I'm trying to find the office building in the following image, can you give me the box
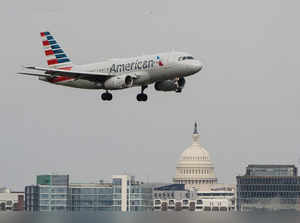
[112,175,153,212]
[236,164,300,211]
[25,175,69,211]
[70,182,113,211]
[25,174,152,212]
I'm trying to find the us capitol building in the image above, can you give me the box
[152,123,236,212]
[173,123,218,190]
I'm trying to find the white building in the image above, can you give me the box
[153,184,235,211]
[173,123,218,190]
[0,188,24,211]
[111,175,153,212]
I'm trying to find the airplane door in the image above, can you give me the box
[162,53,171,69]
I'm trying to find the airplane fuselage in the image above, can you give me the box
[40,51,203,90]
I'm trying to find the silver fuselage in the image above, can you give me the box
[41,51,203,90]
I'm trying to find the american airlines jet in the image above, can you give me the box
[19,31,203,101]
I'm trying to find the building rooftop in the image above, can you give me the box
[239,164,299,177]
[154,184,185,191]
[70,183,112,187]
[247,164,297,168]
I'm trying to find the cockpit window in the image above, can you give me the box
[178,56,194,61]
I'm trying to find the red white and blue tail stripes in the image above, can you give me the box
[40,31,72,69]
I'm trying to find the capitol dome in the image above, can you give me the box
[173,123,217,190]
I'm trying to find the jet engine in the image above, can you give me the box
[154,77,185,92]
[104,75,134,90]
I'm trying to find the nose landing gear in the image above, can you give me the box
[137,93,148,101]
[137,85,148,102]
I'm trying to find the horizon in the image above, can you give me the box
[1,0,300,191]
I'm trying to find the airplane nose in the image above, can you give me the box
[193,60,203,72]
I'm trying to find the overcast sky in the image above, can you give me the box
[1,0,299,190]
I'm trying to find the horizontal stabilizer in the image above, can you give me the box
[17,72,52,78]
[23,66,113,82]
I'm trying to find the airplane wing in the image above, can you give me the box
[20,66,114,82]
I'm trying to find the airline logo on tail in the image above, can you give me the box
[40,31,72,69]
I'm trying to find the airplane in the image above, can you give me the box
[18,31,204,102]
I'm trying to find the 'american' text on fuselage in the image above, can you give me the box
[110,59,155,73]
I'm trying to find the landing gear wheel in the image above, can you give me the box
[137,93,148,102]
[141,93,148,101]
[101,92,113,101]
[137,85,148,102]
[107,93,112,101]
[176,88,182,93]
[137,94,142,101]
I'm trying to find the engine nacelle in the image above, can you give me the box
[155,80,177,91]
[104,75,133,90]
[154,77,186,92]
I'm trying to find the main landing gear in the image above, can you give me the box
[137,85,148,102]
[101,91,112,101]
[101,86,149,102]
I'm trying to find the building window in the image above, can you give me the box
[112,179,122,185]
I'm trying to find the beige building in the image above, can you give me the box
[173,123,218,190]
[0,188,24,211]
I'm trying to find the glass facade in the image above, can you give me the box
[25,174,152,212]
[39,185,68,211]
[70,186,112,211]
[236,165,300,211]
[246,165,297,177]
[37,175,51,185]
[25,186,39,211]
[112,175,153,212]
[37,175,69,186]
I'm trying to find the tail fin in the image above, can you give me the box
[40,31,73,69]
